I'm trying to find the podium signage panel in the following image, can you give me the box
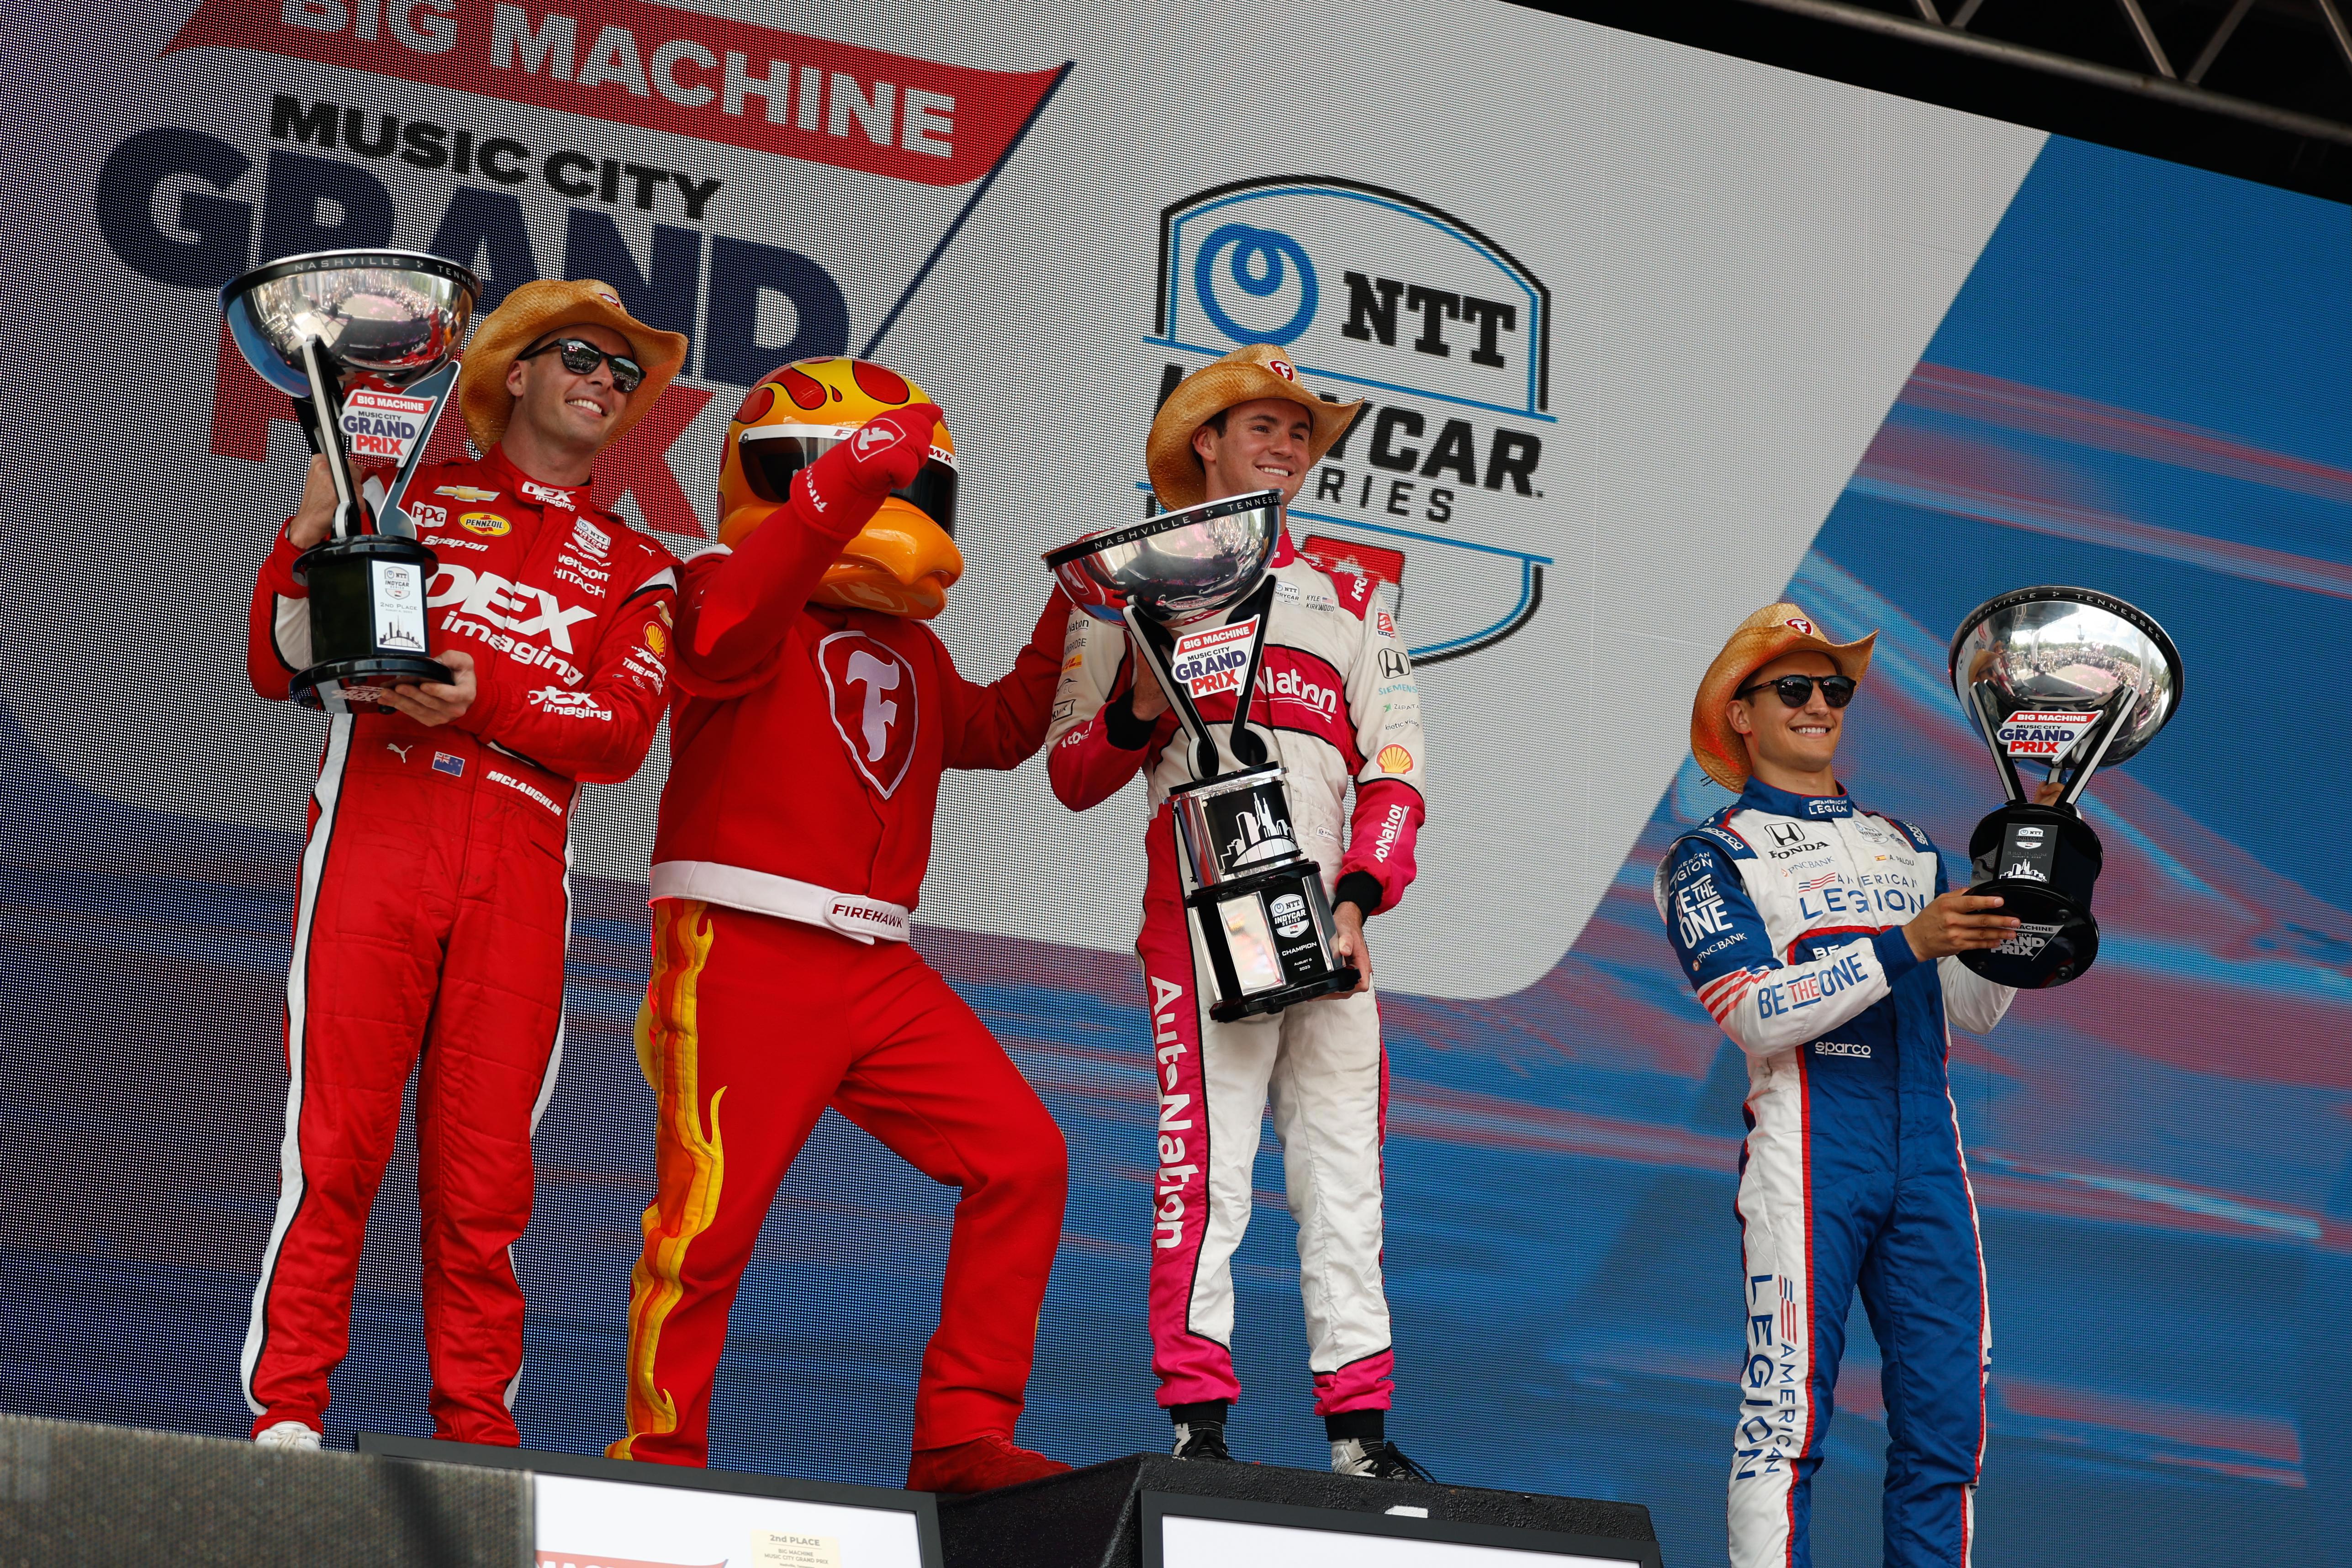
[1143,1493,1660,1568]
[361,1436,940,1568]
[538,1473,925,1568]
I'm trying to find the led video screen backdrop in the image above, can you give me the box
[1,1,2346,1563]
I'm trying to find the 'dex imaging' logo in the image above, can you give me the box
[1148,178,1554,664]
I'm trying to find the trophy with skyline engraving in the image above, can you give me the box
[1049,492,1361,1020]
[1949,586,2184,988]
[222,248,481,708]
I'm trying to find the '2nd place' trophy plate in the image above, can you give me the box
[1949,586,2183,987]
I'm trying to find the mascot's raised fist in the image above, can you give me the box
[810,400,945,507]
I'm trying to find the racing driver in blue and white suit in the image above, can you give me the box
[1656,601,2060,1568]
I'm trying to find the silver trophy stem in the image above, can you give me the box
[375,359,462,541]
[298,335,365,544]
[1122,603,1217,780]
[2057,684,2134,809]
[1968,680,2029,806]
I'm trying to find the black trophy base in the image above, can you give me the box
[1189,856,1360,1022]
[935,1451,1662,1568]
[1956,877,2101,987]
[290,655,454,708]
[292,533,442,709]
[1959,801,2106,987]
[1208,965,1361,1024]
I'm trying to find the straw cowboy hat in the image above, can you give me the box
[1146,344,1364,510]
[1691,601,1878,791]
[457,279,689,455]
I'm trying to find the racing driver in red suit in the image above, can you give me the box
[604,356,1074,1494]
[242,280,686,1450]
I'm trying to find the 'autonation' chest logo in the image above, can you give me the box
[1148,179,1554,665]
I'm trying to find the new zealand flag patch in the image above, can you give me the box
[432,752,465,778]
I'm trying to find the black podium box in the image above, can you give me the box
[937,1452,1664,1568]
[0,1415,526,1568]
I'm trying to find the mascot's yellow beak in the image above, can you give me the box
[810,498,964,620]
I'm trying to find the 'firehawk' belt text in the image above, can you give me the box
[647,861,911,945]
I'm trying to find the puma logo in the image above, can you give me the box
[386,742,414,762]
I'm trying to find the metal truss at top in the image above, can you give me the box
[1534,0,2352,203]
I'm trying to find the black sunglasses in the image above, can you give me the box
[1737,673,1857,709]
[739,430,959,538]
[519,337,645,394]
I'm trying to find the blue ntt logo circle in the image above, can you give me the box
[1193,223,1318,346]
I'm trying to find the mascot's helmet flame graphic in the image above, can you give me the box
[720,356,965,619]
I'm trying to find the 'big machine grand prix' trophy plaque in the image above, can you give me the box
[222,248,481,708]
[1949,586,2183,987]
[1049,493,1361,1021]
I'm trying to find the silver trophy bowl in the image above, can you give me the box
[1045,490,1283,624]
[223,249,480,397]
[1949,586,2182,769]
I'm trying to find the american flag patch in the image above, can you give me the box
[432,752,465,778]
[1795,871,1838,893]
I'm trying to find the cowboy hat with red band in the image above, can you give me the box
[1145,344,1364,511]
[457,278,688,455]
[1690,601,1877,791]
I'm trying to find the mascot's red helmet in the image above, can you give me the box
[718,357,964,619]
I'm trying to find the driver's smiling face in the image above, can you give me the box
[508,322,636,448]
[1194,397,1316,507]
[1730,651,1845,779]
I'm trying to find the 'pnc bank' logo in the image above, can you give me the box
[1147,179,1554,664]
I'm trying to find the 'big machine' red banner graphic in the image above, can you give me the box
[167,0,1062,186]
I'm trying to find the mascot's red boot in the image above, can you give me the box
[605,356,1073,1494]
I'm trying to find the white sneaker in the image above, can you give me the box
[253,1420,322,1452]
[1331,1437,1432,1482]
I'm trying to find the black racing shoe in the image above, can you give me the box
[1171,1421,1237,1462]
[1331,1437,1433,1482]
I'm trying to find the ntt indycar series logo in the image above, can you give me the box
[1149,179,1555,665]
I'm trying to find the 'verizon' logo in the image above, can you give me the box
[1149,178,1554,664]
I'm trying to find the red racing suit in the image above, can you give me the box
[242,445,677,1443]
[1046,529,1426,1416]
[607,424,1073,1467]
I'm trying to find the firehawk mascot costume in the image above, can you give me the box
[607,357,1075,1493]
[242,280,686,1448]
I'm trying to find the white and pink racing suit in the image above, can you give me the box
[1046,529,1426,1417]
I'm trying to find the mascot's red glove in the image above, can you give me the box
[795,401,943,518]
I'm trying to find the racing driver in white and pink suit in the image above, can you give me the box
[1046,344,1429,1482]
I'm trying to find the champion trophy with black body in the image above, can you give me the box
[222,248,480,707]
[1048,491,1361,1020]
[1948,586,2183,987]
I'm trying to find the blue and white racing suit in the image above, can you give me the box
[1654,778,2014,1568]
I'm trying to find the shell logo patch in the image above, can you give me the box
[1785,616,1815,635]
[460,511,512,538]
[1377,744,1414,773]
[436,486,500,503]
[645,622,669,656]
